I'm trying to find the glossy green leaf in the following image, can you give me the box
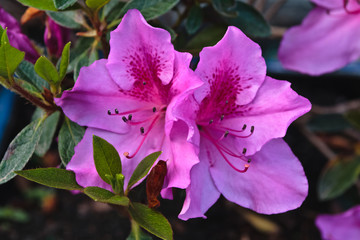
[84,187,129,206]
[126,152,161,191]
[127,219,153,240]
[47,10,83,29]
[15,60,50,91]
[86,0,110,10]
[103,0,126,22]
[129,202,172,240]
[34,56,59,85]
[35,111,60,157]
[73,48,98,81]
[345,110,360,130]
[58,117,85,166]
[0,118,44,184]
[17,0,57,11]
[53,0,77,10]
[0,40,25,79]
[185,6,203,35]
[185,25,227,53]
[15,168,83,190]
[212,0,237,17]
[120,0,179,20]
[318,157,360,200]
[93,135,122,184]
[223,2,270,38]
[58,42,71,80]
[68,37,94,72]
[13,78,44,99]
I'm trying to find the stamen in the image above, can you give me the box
[242,124,247,130]
[250,126,255,133]
[224,131,229,138]
[152,107,157,113]
[143,81,147,85]
[115,109,119,114]
[242,148,247,155]
[140,127,145,134]
[122,116,128,123]
[220,115,224,121]
[225,100,228,104]
[128,114,132,120]
[209,119,214,124]
[107,110,111,115]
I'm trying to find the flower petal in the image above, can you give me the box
[220,76,311,155]
[210,138,308,214]
[316,205,360,240]
[178,151,220,220]
[0,7,20,31]
[194,26,266,107]
[55,59,153,134]
[278,8,360,75]
[107,9,174,91]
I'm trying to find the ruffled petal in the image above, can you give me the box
[178,150,220,220]
[210,138,308,214]
[194,26,266,106]
[316,205,360,240]
[279,8,360,75]
[107,9,174,91]
[0,7,20,31]
[218,76,311,155]
[55,59,154,134]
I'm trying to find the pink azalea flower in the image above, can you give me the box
[316,205,360,240]
[55,9,202,191]
[278,0,360,76]
[177,27,311,220]
[44,17,71,58]
[0,7,40,63]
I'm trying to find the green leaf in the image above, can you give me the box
[53,0,77,10]
[35,111,60,157]
[308,114,352,133]
[17,0,57,11]
[345,110,360,130]
[68,37,94,72]
[129,202,172,240]
[84,187,129,206]
[185,6,203,35]
[318,157,360,200]
[15,168,83,190]
[0,118,44,184]
[58,42,71,81]
[46,10,83,29]
[1,29,9,45]
[127,219,153,240]
[0,41,25,79]
[223,2,270,38]
[212,0,237,17]
[34,56,59,85]
[185,25,227,53]
[73,48,98,81]
[126,152,161,191]
[15,60,50,91]
[102,0,126,22]
[93,135,122,184]
[86,0,110,10]
[120,0,179,20]
[58,117,85,166]
[13,78,44,99]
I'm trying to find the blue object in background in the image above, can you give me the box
[0,87,15,146]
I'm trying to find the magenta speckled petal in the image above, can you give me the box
[279,7,360,76]
[316,205,360,240]
[210,138,308,214]
[194,26,266,107]
[107,9,174,90]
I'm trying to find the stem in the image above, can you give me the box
[88,10,110,58]
[254,0,267,12]
[265,0,287,21]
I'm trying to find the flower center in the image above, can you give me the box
[197,108,254,173]
[107,105,167,159]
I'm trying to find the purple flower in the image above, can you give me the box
[316,205,360,240]
[278,0,360,76]
[176,27,311,220]
[0,7,39,63]
[55,10,202,191]
[44,17,70,58]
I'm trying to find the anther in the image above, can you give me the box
[115,109,119,114]
[123,152,129,157]
[209,119,214,124]
[122,116,128,123]
[225,100,229,104]
[247,159,251,163]
[107,110,111,115]
[242,124,247,130]
[220,115,224,121]
[143,81,146,85]
[250,126,255,133]
[152,107,157,113]
[140,127,145,134]
[224,131,229,138]
[128,114,132,121]
[242,148,247,155]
